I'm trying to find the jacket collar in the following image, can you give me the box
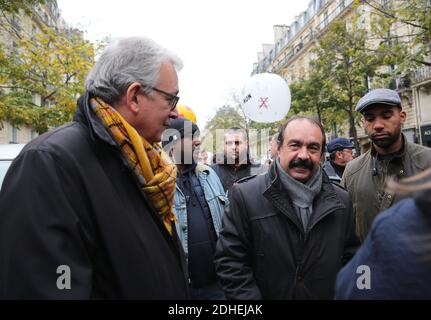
[369,134,420,178]
[371,133,406,159]
[220,152,254,169]
[263,161,345,234]
[74,92,118,147]
[195,163,210,174]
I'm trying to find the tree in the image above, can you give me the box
[203,105,246,153]
[364,0,431,69]
[0,0,44,14]
[290,74,349,139]
[0,4,98,133]
[228,89,283,137]
[203,92,286,160]
[309,16,394,153]
[290,72,336,124]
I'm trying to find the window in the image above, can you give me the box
[32,94,42,106]
[316,0,322,11]
[340,0,345,9]
[29,129,38,141]
[381,0,390,10]
[11,15,21,33]
[11,126,18,144]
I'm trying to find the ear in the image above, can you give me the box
[399,110,407,124]
[125,82,143,114]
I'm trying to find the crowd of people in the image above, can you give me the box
[0,36,430,299]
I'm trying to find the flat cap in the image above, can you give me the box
[327,137,354,153]
[356,88,401,113]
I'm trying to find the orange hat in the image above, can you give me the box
[176,105,197,124]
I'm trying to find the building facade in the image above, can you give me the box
[252,0,430,152]
[0,0,77,144]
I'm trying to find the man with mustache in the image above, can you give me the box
[215,116,358,299]
[342,88,431,243]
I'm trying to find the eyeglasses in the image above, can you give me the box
[141,85,179,110]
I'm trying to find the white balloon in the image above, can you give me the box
[241,73,291,123]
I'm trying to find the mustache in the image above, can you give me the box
[289,158,314,170]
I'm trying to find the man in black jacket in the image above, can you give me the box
[0,37,189,299]
[214,116,359,299]
[211,127,266,194]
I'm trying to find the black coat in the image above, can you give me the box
[0,93,190,299]
[214,162,359,300]
[211,161,267,194]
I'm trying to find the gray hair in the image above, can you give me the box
[85,37,183,105]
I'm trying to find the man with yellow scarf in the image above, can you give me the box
[0,37,190,299]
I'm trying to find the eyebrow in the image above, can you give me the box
[364,109,394,117]
[287,139,321,147]
[309,142,321,148]
[286,139,300,145]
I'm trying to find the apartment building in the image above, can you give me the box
[252,0,431,151]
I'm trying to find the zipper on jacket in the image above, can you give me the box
[304,228,310,242]
[307,202,345,233]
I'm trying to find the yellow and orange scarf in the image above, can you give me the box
[90,97,177,236]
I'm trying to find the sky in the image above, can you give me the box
[56,0,309,130]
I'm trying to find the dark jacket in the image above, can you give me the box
[211,160,267,194]
[0,92,190,299]
[336,187,431,299]
[214,162,359,300]
[176,164,218,288]
[341,135,431,242]
[322,160,342,184]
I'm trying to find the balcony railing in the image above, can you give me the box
[252,0,354,75]
[411,65,431,84]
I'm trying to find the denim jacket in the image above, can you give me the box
[173,164,228,257]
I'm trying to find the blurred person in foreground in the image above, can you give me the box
[336,168,431,299]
